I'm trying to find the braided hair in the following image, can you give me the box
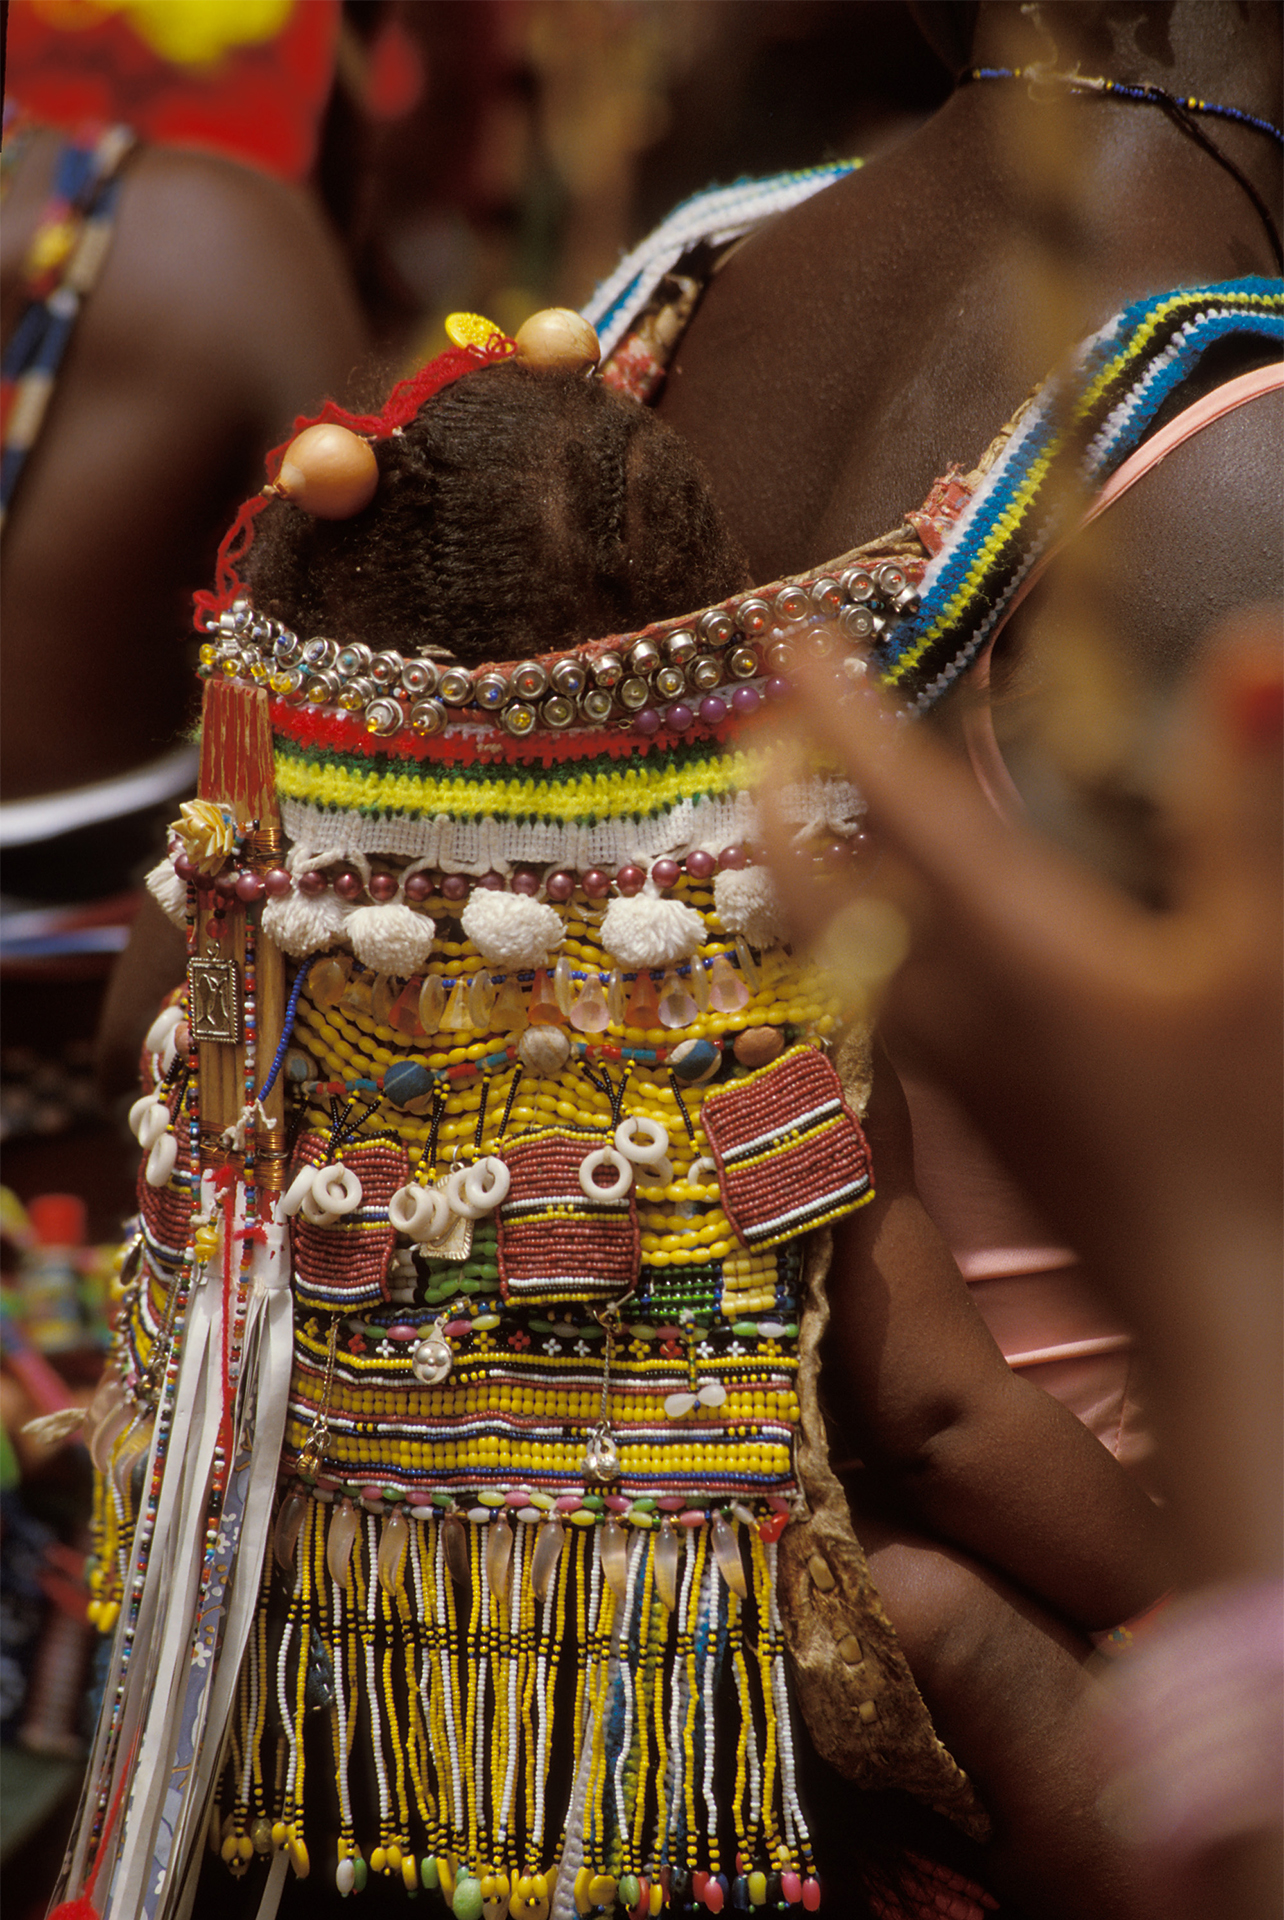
[246,361,749,664]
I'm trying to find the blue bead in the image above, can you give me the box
[732,1878,752,1912]
[383,1060,434,1108]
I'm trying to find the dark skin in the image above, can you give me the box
[1,133,367,800]
[773,619,1283,1920]
[653,1,1281,1909]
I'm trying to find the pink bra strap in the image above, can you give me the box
[963,361,1284,818]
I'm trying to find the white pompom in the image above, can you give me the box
[713,867,788,949]
[460,890,564,967]
[347,903,437,975]
[262,888,348,960]
[145,857,188,929]
[599,893,706,969]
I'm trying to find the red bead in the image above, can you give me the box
[367,872,398,902]
[234,870,266,903]
[510,869,541,896]
[615,864,645,895]
[404,871,433,902]
[802,1877,821,1912]
[333,869,363,901]
[693,1872,709,1900]
[718,844,747,870]
[296,869,328,896]
[634,709,661,735]
[477,870,506,890]
[666,703,694,731]
[544,870,575,902]
[731,685,761,716]
[684,849,716,880]
[651,858,680,889]
[213,870,238,900]
[263,867,292,897]
[765,675,792,700]
[581,868,611,899]
[173,853,198,884]
[698,695,728,725]
[440,873,469,901]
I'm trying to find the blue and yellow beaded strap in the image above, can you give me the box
[876,277,1284,708]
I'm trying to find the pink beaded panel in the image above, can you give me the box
[290,1133,407,1311]
[700,1047,874,1249]
[497,1127,640,1304]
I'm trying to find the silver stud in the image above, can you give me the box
[766,640,794,673]
[474,670,509,710]
[773,586,809,624]
[655,665,686,700]
[839,605,876,642]
[337,642,373,679]
[736,597,771,637]
[804,627,837,658]
[592,651,624,688]
[511,661,548,700]
[811,577,843,614]
[304,671,339,704]
[541,693,576,729]
[840,568,876,604]
[616,676,650,711]
[401,659,438,697]
[302,636,338,670]
[873,562,908,599]
[337,675,376,711]
[270,667,305,698]
[439,667,474,706]
[551,657,586,697]
[366,697,405,737]
[580,688,614,723]
[689,654,722,691]
[273,629,301,662]
[698,609,734,648]
[410,699,447,736]
[369,650,405,687]
[501,701,538,736]
[628,639,661,676]
[664,630,697,666]
[727,647,760,680]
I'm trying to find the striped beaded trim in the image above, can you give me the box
[199,556,917,750]
[879,279,1284,707]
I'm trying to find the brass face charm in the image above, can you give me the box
[188,956,242,1044]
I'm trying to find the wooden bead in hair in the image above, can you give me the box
[513,308,601,374]
[273,423,379,519]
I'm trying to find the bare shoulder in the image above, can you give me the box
[89,145,366,417]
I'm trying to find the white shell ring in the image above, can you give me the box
[463,1156,511,1212]
[578,1146,633,1202]
[313,1163,363,1215]
[614,1116,670,1165]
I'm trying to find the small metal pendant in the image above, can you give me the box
[417,1181,474,1262]
[188,955,241,1043]
[582,1421,621,1484]
[411,1331,452,1385]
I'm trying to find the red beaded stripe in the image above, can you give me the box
[700,1048,874,1250]
[290,1132,407,1311]
[497,1128,640,1304]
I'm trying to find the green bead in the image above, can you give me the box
[452,1874,484,1919]
[353,1858,368,1891]
[421,1858,439,1889]
[732,1320,759,1337]
[619,1876,641,1908]
[579,1494,604,1512]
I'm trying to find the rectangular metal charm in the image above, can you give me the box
[188,955,242,1044]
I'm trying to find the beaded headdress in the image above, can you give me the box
[61,273,1284,1920]
[62,318,983,1920]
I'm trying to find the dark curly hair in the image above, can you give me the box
[245,362,750,665]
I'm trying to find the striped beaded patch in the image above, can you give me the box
[290,1133,407,1312]
[497,1127,640,1304]
[700,1046,873,1249]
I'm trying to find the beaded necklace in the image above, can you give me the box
[964,64,1284,269]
